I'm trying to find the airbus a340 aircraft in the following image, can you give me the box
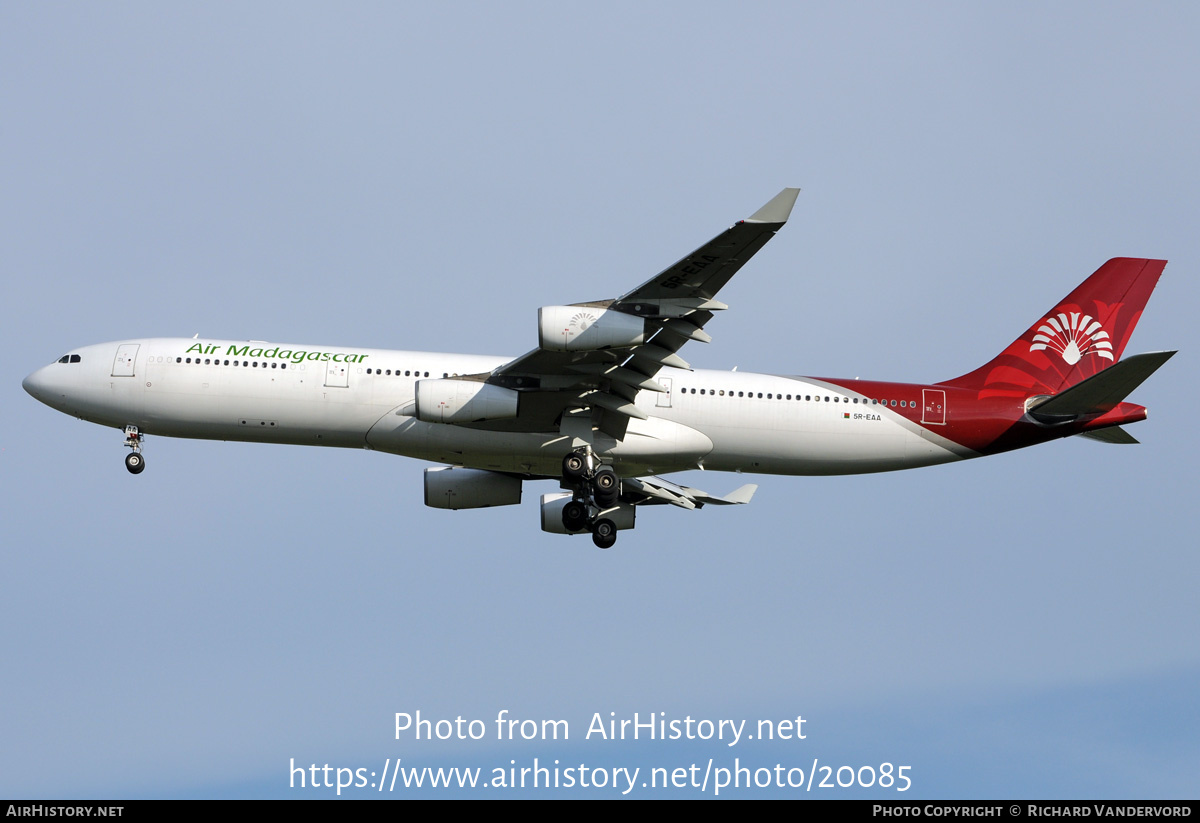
[24,189,1174,548]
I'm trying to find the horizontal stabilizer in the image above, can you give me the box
[1028,351,1175,422]
[1078,426,1140,444]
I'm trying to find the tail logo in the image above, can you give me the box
[1029,312,1114,365]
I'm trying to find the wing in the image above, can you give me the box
[621,477,758,509]
[478,188,800,438]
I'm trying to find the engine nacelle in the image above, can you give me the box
[540,492,636,535]
[415,379,518,424]
[424,467,522,509]
[538,306,647,352]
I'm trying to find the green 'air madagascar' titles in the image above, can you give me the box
[184,342,370,364]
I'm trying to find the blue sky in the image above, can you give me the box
[3,2,1197,798]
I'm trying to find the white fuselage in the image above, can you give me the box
[24,337,970,479]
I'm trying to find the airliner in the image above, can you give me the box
[23,189,1174,548]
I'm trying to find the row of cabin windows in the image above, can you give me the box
[178,357,287,369]
[365,368,436,378]
[679,387,915,408]
[171,358,446,378]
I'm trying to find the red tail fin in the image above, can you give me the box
[940,258,1167,399]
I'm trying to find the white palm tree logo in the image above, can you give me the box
[1029,312,1113,365]
[569,312,598,333]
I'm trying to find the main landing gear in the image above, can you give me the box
[123,425,145,474]
[561,448,620,549]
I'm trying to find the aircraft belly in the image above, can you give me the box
[365,410,713,477]
[701,415,958,475]
[136,366,381,447]
[608,416,713,474]
[366,413,565,475]
[138,394,377,446]
[902,427,962,468]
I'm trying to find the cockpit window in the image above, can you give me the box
[57,354,82,364]
[70,355,81,363]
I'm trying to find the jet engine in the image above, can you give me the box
[415,379,518,424]
[424,467,522,509]
[539,492,636,534]
[538,306,647,351]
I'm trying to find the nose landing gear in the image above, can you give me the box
[123,425,145,474]
[560,448,622,549]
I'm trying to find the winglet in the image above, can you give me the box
[678,481,758,505]
[746,188,800,224]
[716,483,758,504]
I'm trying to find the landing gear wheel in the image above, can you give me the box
[561,499,589,532]
[591,518,617,550]
[125,452,145,475]
[593,466,619,507]
[562,450,588,481]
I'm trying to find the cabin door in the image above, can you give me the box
[922,389,946,425]
[656,377,673,408]
[111,344,139,377]
[325,360,349,388]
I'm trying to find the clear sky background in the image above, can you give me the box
[3,2,1197,798]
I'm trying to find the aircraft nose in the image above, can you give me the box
[22,366,54,404]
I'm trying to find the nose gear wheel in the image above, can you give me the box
[123,425,145,474]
